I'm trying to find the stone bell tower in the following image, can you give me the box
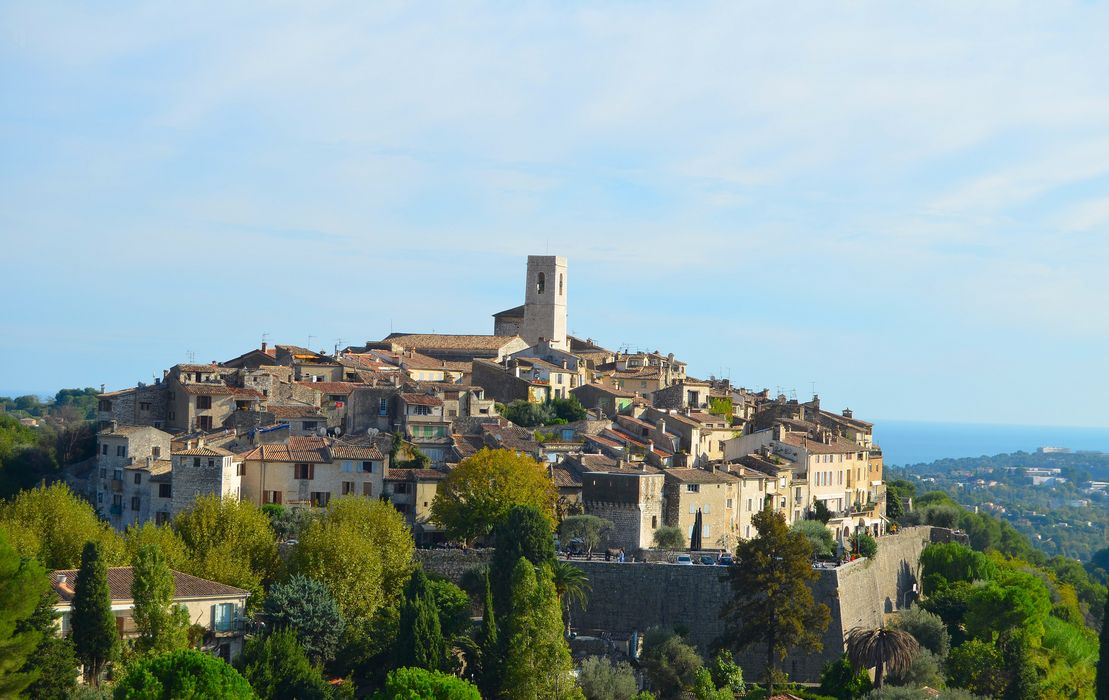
[521,255,567,349]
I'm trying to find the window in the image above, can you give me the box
[236,462,245,476]
[197,416,212,430]
[363,482,373,497]
[152,446,161,458]
[113,469,123,481]
[341,461,353,473]
[379,399,388,416]
[393,482,411,495]
[294,464,314,480]
[265,491,282,504]
[134,473,142,485]
[196,395,212,409]
[746,498,752,512]
[685,484,700,493]
[413,405,431,416]
[651,515,658,529]
[341,481,355,495]
[727,498,733,509]
[193,457,201,467]
[703,504,711,514]
[139,402,151,411]
[112,494,122,506]
[303,421,319,431]
[159,483,172,498]
[559,273,563,296]
[131,496,140,511]
[97,491,104,503]
[99,399,111,412]
[362,461,374,473]
[156,511,170,525]
[116,446,126,457]
[100,468,107,479]
[310,491,330,507]
[213,603,235,632]
[168,411,175,421]
[101,444,108,455]
[536,271,545,294]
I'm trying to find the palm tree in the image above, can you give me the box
[550,560,591,636]
[845,626,919,688]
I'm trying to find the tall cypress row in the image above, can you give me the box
[395,568,444,671]
[71,542,119,686]
[478,568,500,697]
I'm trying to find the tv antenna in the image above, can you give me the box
[307,335,315,351]
[186,350,196,364]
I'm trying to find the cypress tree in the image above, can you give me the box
[0,529,49,697]
[72,541,119,686]
[1097,592,1108,700]
[501,558,576,699]
[478,568,500,698]
[396,568,444,671]
[490,505,556,616]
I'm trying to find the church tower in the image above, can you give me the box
[521,255,567,349]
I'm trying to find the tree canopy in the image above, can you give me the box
[263,574,345,665]
[236,629,333,700]
[373,666,481,700]
[130,543,190,656]
[113,648,256,699]
[501,558,579,699]
[0,528,49,697]
[559,515,614,556]
[431,448,557,543]
[0,482,125,569]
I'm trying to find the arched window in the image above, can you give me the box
[536,272,545,294]
[559,273,563,296]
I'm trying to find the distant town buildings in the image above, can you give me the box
[84,254,886,550]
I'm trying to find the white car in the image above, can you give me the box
[674,554,693,565]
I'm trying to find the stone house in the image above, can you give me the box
[471,359,551,404]
[94,424,172,529]
[96,382,169,430]
[50,567,250,661]
[651,379,712,411]
[240,435,386,508]
[275,345,345,382]
[580,460,665,552]
[379,334,529,363]
[571,383,635,418]
[383,468,448,545]
[662,467,743,552]
[639,406,733,466]
[266,404,328,436]
[170,445,243,518]
[220,342,280,370]
[397,392,453,464]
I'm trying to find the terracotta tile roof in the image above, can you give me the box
[294,381,363,394]
[384,333,523,351]
[399,393,443,407]
[242,436,330,463]
[51,567,248,604]
[128,459,172,475]
[451,434,485,460]
[398,351,460,371]
[688,411,728,426]
[175,363,224,373]
[268,404,324,419]
[779,432,861,455]
[329,442,384,460]
[664,467,740,484]
[550,464,583,488]
[180,384,264,398]
[173,446,234,457]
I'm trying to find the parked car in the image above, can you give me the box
[699,554,716,566]
[717,554,735,566]
[674,554,693,565]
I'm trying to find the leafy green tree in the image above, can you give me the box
[431,448,558,544]
[890,606,949,659]
[707,396,733,420]
[549,396,588,423]
[172,495,281,610]
[374,666,481,699]
[490,504,556,614]
[501,400,556,427]
[262,504,318,541]
[124,522,189,570]
[264,574,345,664]
[718,509,831,696]
[72,541,120,686]
[963,577,1050,643]
[396,568,446,671]
[551,559,591,635]
[0,482,125,569]
[998,631,1038,700]
[945,638,1006,698]
[502,558,579,699]
[918,542,994,595]
[114,648,255,699]
[639,628,703,700]
[653,526,685,550]
[131,544,190,656]
[819,655,873,699]
[810,499,832,524]
[690,668,732,700]
[791,520,835,558]
[1097,591,1109,700]
[708,649,745,696]
[845,627,918,689]
[578,656,638,700]
[236,629,331,700]
[15,589,80,700]
[290,496,413,628]
[886,648,944,690]
[426,578,471,641]
[0,528,49,696]
[560,515,614,556]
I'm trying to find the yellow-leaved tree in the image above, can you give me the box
[430,448,557,544]
[0,482,125,569]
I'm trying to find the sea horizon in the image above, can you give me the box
[875,419,1109,467]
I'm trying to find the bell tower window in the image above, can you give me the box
[536,272,545,294]
[559,273,563,296]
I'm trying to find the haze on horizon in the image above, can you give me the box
[3,3,1109,427]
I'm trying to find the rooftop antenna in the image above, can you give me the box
[186,350,196,364]
[261,331,269,346]
[809,381,817,398]
[334,338,343,355]
[307,334,315,350]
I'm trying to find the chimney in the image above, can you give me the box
[842,408,853,419]
[110,420,118,433]
[100,383,106,393]
[617,458,626,470]
[561,360,568,369]
[658,419,666,434]
[146,456,153,468]
[647,440,654,454]
[261,341,268,352]
[56,573,66,585]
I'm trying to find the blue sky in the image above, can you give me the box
[3,2,1109,426]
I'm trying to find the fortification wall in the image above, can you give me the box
[416,527,932,683]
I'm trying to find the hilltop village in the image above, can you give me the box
[86,255,887,554]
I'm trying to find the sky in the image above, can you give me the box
[3,2,1109,427]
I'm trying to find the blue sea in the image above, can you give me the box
[875,420,1109,467]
